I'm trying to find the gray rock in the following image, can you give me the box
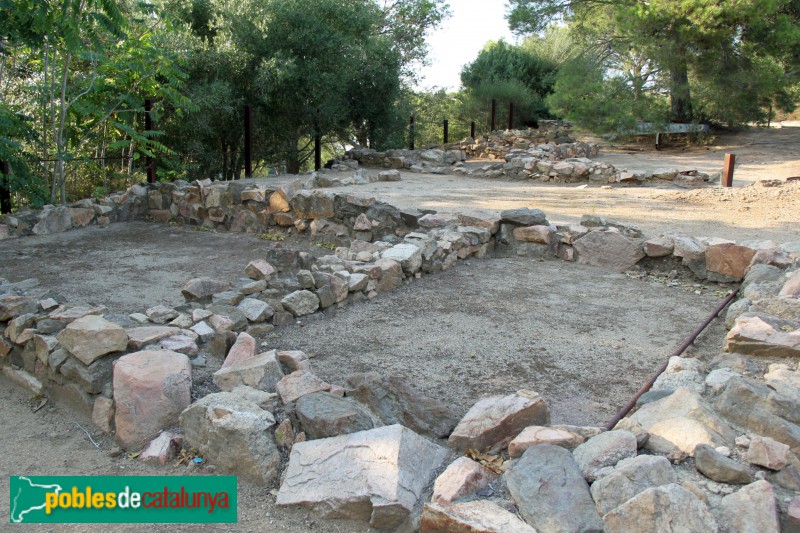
[573,230,645,271]
[179,392,279,484]
[145,305,178,324]
[694,443,753,484]
[276,424,449,530]
[295,392,374,439]
[56,315,128,365]
[652,356,706,394]
[573,430,638,482]
[59,355,114,394]
[212,350,284,393]
[181,277,231,302]
[449,390,550,452]
[237,298,274,322]
[500,207,548,227]
[718,480,780,533]
[381,243,422,275]
[590,455,677,516]
[347,373,458,439]
[505,444,603,533]
[715,377,800,453]
[603,483,717,533]
[281,290,320,317]
[629,387,736,454]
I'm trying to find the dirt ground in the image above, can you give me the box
[1,126,797,530]
[286,126,799,244]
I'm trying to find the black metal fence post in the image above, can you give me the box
[244,104,253,179]
[314,134,322,171]
[470,121,476,140]
[443,119,449,145]
[508,102,514,130]
[0,160,11,214]
[409,115,415,150]
[491,99,497,131]
[144,99,156,184]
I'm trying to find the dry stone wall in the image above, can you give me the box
[2,181,800,531]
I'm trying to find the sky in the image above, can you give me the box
[418,0,518,91]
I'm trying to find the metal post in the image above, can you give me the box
[314,134,322,171]
[0,160,11,214]
[409,115,415,150]
[508,102,514,130]
[244,104,253,179]
[722,153,735,187]
[443,119,449,145]
[470,121,476,140]
[144,99,156,184]
[491,99,497,132]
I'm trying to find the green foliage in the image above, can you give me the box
[460,40,558,126]
[507,0,800,129]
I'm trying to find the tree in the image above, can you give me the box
[460,39,558,126]
[507,0,800,126]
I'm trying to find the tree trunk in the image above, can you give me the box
[668,58,693,123]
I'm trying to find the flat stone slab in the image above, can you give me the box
[420,500,536,533]
[573,230,645,271]
[726,314,800,357]
[276,424,449,530]
[125,326,180,350]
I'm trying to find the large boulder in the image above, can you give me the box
[715,377,800,453]
[628,387,736,454]
[180,392,279,484]
[113,350,192,450]
[705,243,757,282]
[294,392,374,439]
[56,315,128,365]
[602,484,717,533]
[504,444,602,533]
[449,391,549,452]
[573,230,645,271]
[276,424,449,530]
[590,455,677,516]
[347,373,458,439]
[718,480,780,533]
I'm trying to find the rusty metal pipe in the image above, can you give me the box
[605,287,740,431]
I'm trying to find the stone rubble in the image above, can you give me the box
[1,188,800,531]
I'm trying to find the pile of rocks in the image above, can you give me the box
[462,122,578,159]
[3,189,800,530]
[0,187,148,238]
[305,168,403,189]
[346,147,467,174]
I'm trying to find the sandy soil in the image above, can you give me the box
[1,126,797,530]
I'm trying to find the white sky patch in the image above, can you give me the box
[418,0,519,91]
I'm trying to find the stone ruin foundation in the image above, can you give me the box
[2,175,800,532]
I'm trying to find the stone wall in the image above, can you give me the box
[2,181,800,531]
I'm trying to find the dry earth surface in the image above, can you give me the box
[1,126,798,531]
